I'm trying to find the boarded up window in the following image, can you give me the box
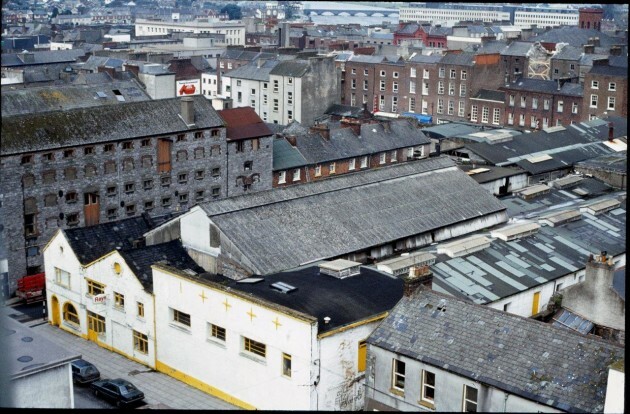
[194,147,204,159]
[24,197,37,214]
[176,150,188,162]
[104,161,116,174]
[44,194,57,207]
[65,167,77,180]
[252,138,260,150]
[142,155,153,168]
[123,158,134,172]
[209,224,220,248]
[157,139,172,173]
[22,174,35,188]
[211,145,221,156]
[43,170,56,184]
[85,164,97,177]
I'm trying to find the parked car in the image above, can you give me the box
[71,359,100,384]
[90,378,145,407]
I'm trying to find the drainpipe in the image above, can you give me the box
[152,292,158,369]
[504,392,509,412]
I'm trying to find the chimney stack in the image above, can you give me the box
[593,37,600,47]
[310,123,330,141]
[584,44,595,54]
[403,265,432,297]
[608,122,614,141]
[286,135,297,147]
[180,97,195,125]
[610,45,622,56]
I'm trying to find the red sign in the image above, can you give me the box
[179,84,196,95]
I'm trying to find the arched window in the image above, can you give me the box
[63,302,80,326]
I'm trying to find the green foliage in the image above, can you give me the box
[220,4,242,20]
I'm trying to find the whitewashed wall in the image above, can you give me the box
[152,266,317,410]
[10,364,74,408]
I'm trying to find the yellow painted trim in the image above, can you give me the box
[317,312,389,339]
[155,360,256,410]
[83,250,121,269]
[153,264,316,324]
[58,324,88,340]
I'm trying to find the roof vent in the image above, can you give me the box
[270,281,297,294]
[550,175,583,189]
[237,277,264,284]
[319,259,361,279]
[543,125,566,133]
[376,252,436,276]
[538,209,581,227]
[466,167,490,176]
[516,184,551,200]
[437,235,491,258]
[491,222,540,241]
[526,154,552,164]
[324,316,331,324]
[579,199,621,216]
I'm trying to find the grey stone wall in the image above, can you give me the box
[301,57,340,127]
[0,126,228,295]
[226,135,273,197]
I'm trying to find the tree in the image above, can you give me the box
[220,4,241,20]
[51,6,59,18]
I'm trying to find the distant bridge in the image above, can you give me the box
[302,2,399,18]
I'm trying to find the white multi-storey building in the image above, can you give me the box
[135,18,246,46]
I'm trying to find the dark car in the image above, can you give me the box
[91,378,145,407]
[71,359,101,384]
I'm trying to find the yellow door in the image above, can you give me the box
[51,296,60,326]
[87,311,105,342]
[532,292,541,315]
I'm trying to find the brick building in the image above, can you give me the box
[582,61,628,120]
[501,78,584,130]
[578,7,603,31]
[393,23,424,45]
[0,96,273,295]
[343,55,406,113]
[469,89,506,127]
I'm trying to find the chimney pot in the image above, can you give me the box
[323,316,331,324]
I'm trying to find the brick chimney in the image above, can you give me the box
[608,122,614,141]
[609,45,622,56]
[584,44,595,54]
[180,97,195,125]
[340,118,361,136]
[310,123,330,141]
[286,135,297,147]
[403,265,432,297]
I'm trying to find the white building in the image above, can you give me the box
[151,259,403,410]
[399,4,510,27]
[135,18,246,46]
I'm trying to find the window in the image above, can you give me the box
[87,279,105,296]
[125,183,135,193]
[608,82,616,91]
[458,101,465,118]
[84,146,95,155]
[162,197,171,207]
[172,308,190,327]
[141,138,151,147]
[591,80,599,89]
[212,186,221,198]
[380,70,386,77]
[314,165,321,177]
[392,359,405,392]
[493,108,501,125]
[293,169,301,181]
[43,170,56,184]
[470,105,479,122]
[21,155,33,164]
[104,143,114,153]
[122,141,133,150]
[351,78,356,89]
[530,115,537,128]
[330,162,336,174]
[178,173,188,184]
[439,68,445,78]
[273,99,279,112]
[608,96,615,110]
[107,208,117,219]
[106,185,117,197]
[509,95,515,107]
[438,81,444,95]
[282,353,292,377]
[273,80,279,92]
[379,153,386,164]
[176,150,187,162]
[44,193,57,207]
[144,200,154,211]
[557,100,564,112]
[448,82,455,96]
[572,102,579,114]
[137,302,145,318]
[287,92,293,105]
[351,68,356,75]
[481,106,489,123]
[449,69,456,79]
[55,267,70,288]
[520,96,526,108]
[133,330,148,354]
[63,303,79,326]
[390,150,397,162]
[179,193,188,204]
[63,149,74,158]
[364,69,369,76]
[437,99,444,114]
[114,292,125,309]
[209,323,226,341]
[142,179,154,190]
[423,69,429,79]
[393,72,399,78]
[43,152,55,161]
[543,99,550,110]
[519,114,525,126]
[448,100,454,115]
[122,158,134,172]
[507,112,514,125]
[65,192,78,204]
[358,340,367,372]
[421,370,436,403]
[392,96,398,112]
[463,385,478,412]
[243,336,266,358]
[392,81,398,92]
[380,80,385,91]
[126,204,136,215]
[532,97,538,109]
[461,70,467,80]
[410,67,416,78]
[363,79,368,90]
[409,97,416,112]
[459,83,466,97]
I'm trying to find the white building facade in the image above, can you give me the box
[135,19,246,46]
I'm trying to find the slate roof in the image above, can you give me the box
[200,265,403,335]
[198,157,506,275]
[273,137,308,170]
[1,79,151,117]
[515,143,614,175]
[575,152,627,174]
[464,118,627,166]
[472,89,505,102]
[217,107,272,141]
[349,55,386,64]
[269,60,310,77]
[324,104,369,118]
[551,45,583,61]
[1,95,224,156]
[427,193,625,304]
[458,165,527,183]
[63,215,155,266]
[438,52,475,66]
[587,64,628,78]
[407,53,441,64]
[1,49,86,67]
[500,41,533,57]
[118,240,204,293]
[397,23,420,35]
[224,59,281,81]
[420,123,480,139]
[502,77,565,94]
[609,56,628,68]
[368,289,624,413]
[464,40,509,54]
[292,119,430,164]
[529,27,620,48]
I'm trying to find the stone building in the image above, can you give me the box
[1,96,230,295]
